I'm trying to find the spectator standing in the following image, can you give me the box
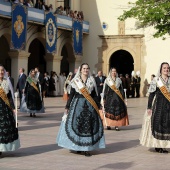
[95,71,106,103]
[125,74,131,98]
[6,71,14,88]
[119,74,126,89]
[16,68,27,108]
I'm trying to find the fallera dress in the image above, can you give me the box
[0,79,20,152]
[140,77,170,148]
[101,76,129,127]
[20,77,44,113]
[57,75,105,151]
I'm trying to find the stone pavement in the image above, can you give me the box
[0,97,170,170]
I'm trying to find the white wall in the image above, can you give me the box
[81,0,170,81]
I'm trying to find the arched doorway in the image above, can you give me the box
[60,43,75,75]
[28,38,46,74]
[0,35,11,72]
[109,50,134,76]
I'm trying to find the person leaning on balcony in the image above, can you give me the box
[73,11,77,19]
[49,4,53,12]
[24,0,33,7]
[42,2,49,11]
[80,11,84,20]
[35,0,42,9]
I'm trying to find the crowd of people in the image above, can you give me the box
[5,0,84,21]
[0,62,170,157]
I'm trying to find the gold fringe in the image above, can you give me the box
[110,85,124,102]
[80,87,100,116]
[159,86,170,102]
[30,82,39,94]
[0,88,11,108]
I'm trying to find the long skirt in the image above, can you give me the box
[57,97,105,151]
[139,111,170,148]
[100,110,129,127]
[0,99,20,152]
[20,95,45,113]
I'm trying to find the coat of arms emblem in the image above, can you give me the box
[14,15,24,38]
[76,29,80,46]
[46,18,56,47]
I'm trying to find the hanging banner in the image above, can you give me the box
[72,20,83,55]
[45,12,57,53]
[11,4,27,50]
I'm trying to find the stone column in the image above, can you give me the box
[75,55,82,69]
[9,50,30,88]
[44,53,62,74]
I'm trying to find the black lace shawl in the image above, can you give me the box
[148,87,170,140]
[103,83,127,120]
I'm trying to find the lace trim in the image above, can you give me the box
[71,76,97,95]
[0,79,9,94]
[105,76,122,89]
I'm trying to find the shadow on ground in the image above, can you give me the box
[1,144,61,158]
[94,162,134,170]
[95,139,139,155]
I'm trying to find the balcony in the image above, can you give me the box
[0,1,89,34]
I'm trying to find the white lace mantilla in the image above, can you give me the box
[148,77,170,93]
[71,76,98,95]
[105,76,122,89]
[0,79,10,94]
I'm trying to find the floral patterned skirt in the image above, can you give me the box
[57,97,105,151]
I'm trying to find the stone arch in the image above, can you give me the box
[0,35,11,71]
[26,32,46,52]
[0,28,11,46]
[59,38,75,75]
[105,46,137,75]
[28,38,46,73]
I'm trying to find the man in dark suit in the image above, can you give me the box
[119,74,126,89]
[6,71,14,88]
[125,74,131,98]
[16,68,27,108]
[95,71,106,103]
[35,67,44,86]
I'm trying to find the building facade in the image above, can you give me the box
[0,0,170,96]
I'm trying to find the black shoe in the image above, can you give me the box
[155,148,168,153]
[107,126,111,130]
[115,126,119,131]
[33,113,36,117]
[162,149,168,153]
[155,148,161,152]
[77,151,81,154]
[84,151,91,157]
[30,113,32,117]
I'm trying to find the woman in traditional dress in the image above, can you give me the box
[101,67,129,131]
[43,72,49,98]
[57,63,105,156]
[59,73,66,96]
[0,65,20,155]
[140,62,170,153]
[20,69,44,117]
[53,72,59,97]
[49,71,56,97]
[63,72,73,101]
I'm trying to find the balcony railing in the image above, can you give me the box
[0,1,89,33]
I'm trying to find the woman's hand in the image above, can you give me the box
[65,109,68,115]
[13,109,16,115]
[147,109,152,116]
